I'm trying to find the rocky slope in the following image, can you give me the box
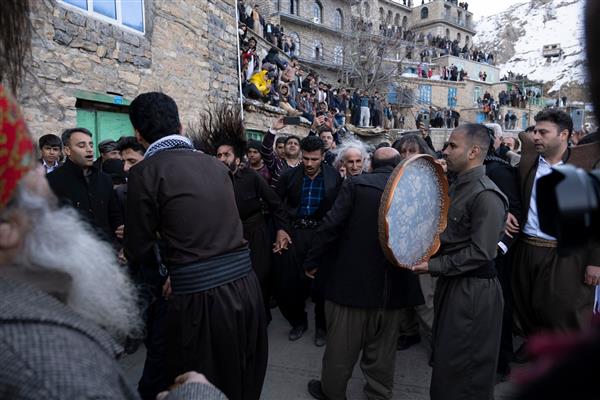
[474,0,585,95]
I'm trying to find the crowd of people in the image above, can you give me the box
[238,21,407,130]
[3,1,600,400]
[477,88,545,129]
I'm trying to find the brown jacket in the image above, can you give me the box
[124,150,246,268]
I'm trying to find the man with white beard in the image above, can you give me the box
[0,85,225,399]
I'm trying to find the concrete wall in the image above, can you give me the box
[21,0,240,141]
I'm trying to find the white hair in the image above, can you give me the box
[333,138,370,172]
[8,185,142,341]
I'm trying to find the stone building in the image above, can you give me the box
[20,0,240,151]
[411,0,475,47]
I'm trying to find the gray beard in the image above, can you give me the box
[10,190,142,341]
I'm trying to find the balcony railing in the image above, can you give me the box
[442,15,474,30]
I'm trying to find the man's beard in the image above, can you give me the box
[11,189,142,341]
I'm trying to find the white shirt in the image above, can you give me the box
[42,159,60,174]
[522,155,563,240]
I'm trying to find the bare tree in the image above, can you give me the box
[341,17,407,93]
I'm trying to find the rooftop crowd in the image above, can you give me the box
[2,1,600,400]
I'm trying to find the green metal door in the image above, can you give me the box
[76,109,134,157]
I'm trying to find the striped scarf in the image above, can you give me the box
[144,134,194,158]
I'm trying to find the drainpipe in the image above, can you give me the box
[235,0,245,120]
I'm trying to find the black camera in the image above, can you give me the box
[536,165,600,255]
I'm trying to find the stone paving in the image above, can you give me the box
[120,308,520,399]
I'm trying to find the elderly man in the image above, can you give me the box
[0,85,224,400]
[333,139,369,178]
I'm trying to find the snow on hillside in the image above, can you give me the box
[474,0,585,92]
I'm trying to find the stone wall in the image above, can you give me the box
[20,0,240,141]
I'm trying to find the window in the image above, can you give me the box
[313,40,323,60]
[402,16,408,29]
[334,9,344,30]
[448,87,457,108]
[456,32,461,43]
[420,7,429,19]
[290,0,297,15]
[419,85,432,105]
[61,0,145,33]
[473,86,482,103]
[446,28,450,38]
[312,1,322,24]
[363,2,370,18]
[289,32,300,56]
[379,7,385,22]
[386,10,393,25]
[394,13,400,27]
[334,46,343,65]
[466,35,470,44]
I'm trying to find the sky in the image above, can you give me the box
[465,0,528,18]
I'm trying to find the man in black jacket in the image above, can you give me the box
[47,128,121,243]
[274,134,342,345]
[303,147,424,400]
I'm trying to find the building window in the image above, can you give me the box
[363,1,370,17]
[448,87,457,108]
[312,1,323,24]
[419,85,432,105]
[61,0,145,33]
[335,9,344,30]
[446,28,450,38]
[394,13,400,26]
[466,35,470,44]
[379,7,385,23]
[456,32,461,43]
[334,46,343,65]
[313,41,323,60]
[289,32,300,56]
[421,7,429,19]
[402,15,408,28]
[290,0,297,15]
[474,86,482,104]
[386,10,393,25]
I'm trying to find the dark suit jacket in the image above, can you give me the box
[274,163,342,230]
[47,158,121,242]
[518,132,600,265]
[303,166,424,309]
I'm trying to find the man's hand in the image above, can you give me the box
[156,372,214,400]
[411,261,429,274]
[117,248,127,265]
[584,265,600,286]
[271,116,285,131]
[115,224,124,240]
[505,212,519,238]
[273,229,292,254]
[162,277,172,299]
[305,268,318,279]
[418,122,429,138]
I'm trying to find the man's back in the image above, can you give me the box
[125,149,246,267]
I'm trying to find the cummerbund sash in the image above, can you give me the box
[169,248,252,295]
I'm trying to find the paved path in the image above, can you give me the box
[120,308,520,399]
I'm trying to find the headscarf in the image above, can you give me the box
[0,84,34,209]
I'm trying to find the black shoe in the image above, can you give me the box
[307,379,327,400]
[397,334,421,351]
[289,325,307,341]
[314,328,326,347]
